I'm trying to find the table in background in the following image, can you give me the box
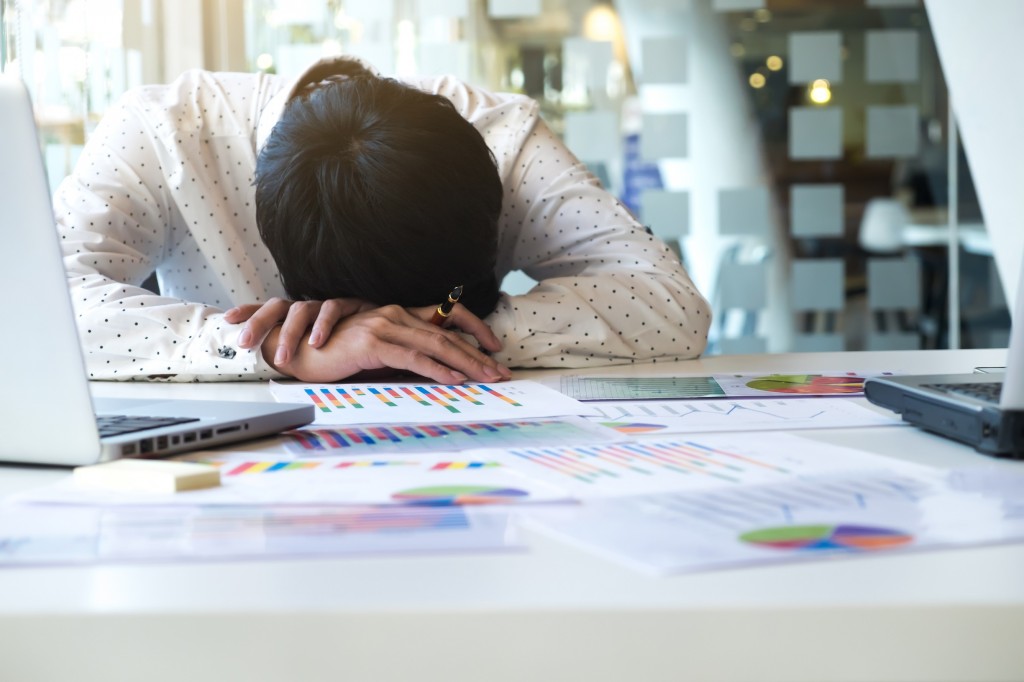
[902,223,1007,349]
[2,349,1022,682]
[902,220,991,256]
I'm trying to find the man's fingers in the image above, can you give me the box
[408,304,509,378]
[275,301,323,365]
[445,304,503,353]
[375,343,470,385]
[236,298,293,348]
[416,307,510,380]
[280,304,509,384]
[383,324,507,383]
[224,304,264,325]
[308,298,365,348]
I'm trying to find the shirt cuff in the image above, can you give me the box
[483,294,526,367]
[184,313,286,381]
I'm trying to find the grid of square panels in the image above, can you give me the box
[778,14,924,353]
[627,2,930,353]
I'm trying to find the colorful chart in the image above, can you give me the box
[271,380,593,425]
[203,460,418,475]
[744,374,865,395]
[495,432,923,500]
[429,462,502,470]
[302,384,520,415]
[600,422,668,434]
[392,485,530,506]
[225,507,471,534]
[216,461,320,476]
[281,419,611,455]
[739,524,914,551]
[506,440,791,486]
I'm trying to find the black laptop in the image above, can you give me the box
[865,267,1024,459]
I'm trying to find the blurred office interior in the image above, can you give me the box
[0,0,1007,354]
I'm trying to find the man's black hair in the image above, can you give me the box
[255,63,503,319]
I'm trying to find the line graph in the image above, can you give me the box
[588,398,899,435]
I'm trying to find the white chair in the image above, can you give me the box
[858,198,921,348]
[710,242,771,355]
[858,197,910,254]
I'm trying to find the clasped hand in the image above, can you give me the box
[225,297,510,384]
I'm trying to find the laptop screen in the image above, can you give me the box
[0,76,104,462]
[929,4,1024,408]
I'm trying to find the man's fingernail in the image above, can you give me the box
[308,330,321,346]
[498,365,512,379]
[237,329,252,347]
[274,347,289,366]
[452,372,468,383]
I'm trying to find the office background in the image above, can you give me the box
[0,0,1005,356]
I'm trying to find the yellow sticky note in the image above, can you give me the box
[73,459,221,494]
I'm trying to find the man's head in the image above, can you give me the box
[255,62,503,318]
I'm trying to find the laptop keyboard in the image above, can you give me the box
[926,382,1003,404]
[97,415,200,438]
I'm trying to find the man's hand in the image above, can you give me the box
[227,297,506,376]
[226,297,377,366]
[260,304,509,384]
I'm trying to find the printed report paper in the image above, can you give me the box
[518,465,1024,576]
[271,379,598,424]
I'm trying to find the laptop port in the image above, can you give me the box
[171,435,180,445]
[139,438,153,454]
[199,429,213,440]
[121,443,137,456]
[183,432,196,443]
[215,425,242,435]
[156,436,169,450]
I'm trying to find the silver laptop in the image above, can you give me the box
[0,75,314,467]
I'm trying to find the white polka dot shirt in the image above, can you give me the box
[56,68,711,381]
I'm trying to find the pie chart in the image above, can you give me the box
[745,374,865,395]
[392,485,530,506]
[739,524,913,551]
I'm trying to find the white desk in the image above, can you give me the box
[3,350,1023,682]
[903,221,992,256]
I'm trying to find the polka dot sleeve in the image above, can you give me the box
[484,115,712,368]
[55,71,286,382]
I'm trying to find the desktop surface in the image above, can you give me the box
[2,349,1022,682]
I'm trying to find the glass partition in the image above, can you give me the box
[1,0,139,189]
